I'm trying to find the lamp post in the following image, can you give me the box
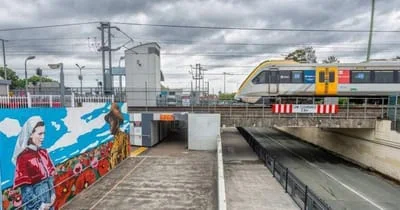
[75,64,85,96]
[24,56,36,96]
[48,63,65,106]
[118,56,125,100]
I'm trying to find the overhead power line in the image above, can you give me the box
[0,21,398,33]
[0,21,99,32]
[113,21,400,33]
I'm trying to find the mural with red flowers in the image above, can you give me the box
[1,103,130,210]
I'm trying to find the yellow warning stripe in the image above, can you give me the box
[130,147,147,157]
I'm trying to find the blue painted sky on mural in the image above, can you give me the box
[0,103,129,189]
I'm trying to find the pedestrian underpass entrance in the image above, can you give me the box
[129,112,220,150]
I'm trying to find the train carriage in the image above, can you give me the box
[235,60,400,103]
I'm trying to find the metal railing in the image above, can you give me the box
[237,127,331,210]
[0,93,114,108]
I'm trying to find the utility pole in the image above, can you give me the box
[366,0,375,61]
[99,23,106,95]
[98,22,117,95]
[108,23,113,95]
[223,72,226,94]
[1,39,6,81]
[1,39,7,95]
[190,64,204,105]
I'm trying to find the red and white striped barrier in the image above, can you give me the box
[272,104,293,113]
[316,104,339,114]
[272,104,338,114]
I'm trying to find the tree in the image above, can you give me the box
[0,67,57,89]
[0,67,21,89]
[285,47,317,63]
[323,56,340,64]
[218,93,235,100]
[28,75,56,86]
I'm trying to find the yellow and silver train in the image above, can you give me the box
[235,60,400,103]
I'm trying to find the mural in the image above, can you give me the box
[0,103,130,210]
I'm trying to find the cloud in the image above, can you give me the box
[0,0,399,93]
[0,118,21,138]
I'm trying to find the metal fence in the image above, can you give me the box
[129,97,391,123]
[237,127,331,210]
[0,93,114,108]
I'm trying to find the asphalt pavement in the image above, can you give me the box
[246,127,400,210]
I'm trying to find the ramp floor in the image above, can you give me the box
[222,128,297,210]
[63,133,217,210]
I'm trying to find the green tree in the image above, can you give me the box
[28,75,56,86]
[0,67,23,89]
[285,47,317,63]
[218,93,235,100]
[323,56,340,63]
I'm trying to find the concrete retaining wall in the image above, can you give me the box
[276,120,400,181]
[222,118,376,128]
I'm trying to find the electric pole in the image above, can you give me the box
[99,22,107,95]
[98,22,118,95]
[366,0,375,61]
[1,39,6,81]
[223,72,226,94]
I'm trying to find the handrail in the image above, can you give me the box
[237,127,332,210]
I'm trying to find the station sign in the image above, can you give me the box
[273,104,338,114]
[160,113,174,121]
[293,104,316,113]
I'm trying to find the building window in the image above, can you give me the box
[291,71,303,83]
[351,71,370,83]
[375,71,394,83]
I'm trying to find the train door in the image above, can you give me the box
[315,66,338,95]
[267,68,279,94]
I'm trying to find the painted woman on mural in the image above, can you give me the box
[104,103,130,168]
[12,116,56,210]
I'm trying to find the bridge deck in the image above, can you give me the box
[129,106,381,128]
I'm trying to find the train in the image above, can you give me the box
[235,60,400,103]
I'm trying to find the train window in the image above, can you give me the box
[319,72,325,82]
[375,71,394,83]
[291,71,303,83]
[270,71,279,83]
[279,71,291,83]
[252,71,266,84]
[329,72,335,82]
[351,71,370,83]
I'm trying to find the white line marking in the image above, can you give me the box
[257,128,385,210]
[89,157,147,210]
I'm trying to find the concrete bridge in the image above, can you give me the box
[128,105,386,128]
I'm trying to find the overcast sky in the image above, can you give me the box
[0,0,399,93]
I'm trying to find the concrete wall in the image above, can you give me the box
[125,43,161,107]
[0,84,8,96]
[188,114,220,150]
[276,120,400,181]
[1,103,130,210]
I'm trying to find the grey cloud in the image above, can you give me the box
[0,0,399,91]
